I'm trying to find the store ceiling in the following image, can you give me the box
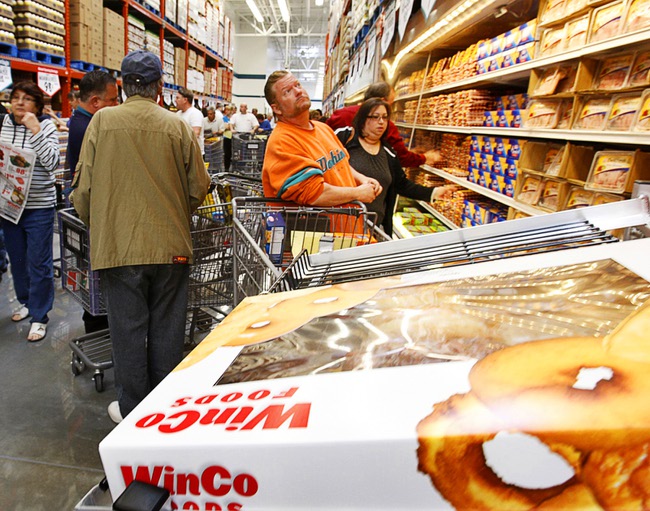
[222,0,329,80]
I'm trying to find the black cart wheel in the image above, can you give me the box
[71,354,84,375]
[93,372,104,393]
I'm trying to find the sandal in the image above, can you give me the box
[27,322,47,342]
[11,306,30,322]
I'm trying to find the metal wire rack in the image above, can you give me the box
[269,198,650,292]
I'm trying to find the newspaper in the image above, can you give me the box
[0,142,36,223]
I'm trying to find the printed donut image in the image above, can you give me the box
[417,299,650,510]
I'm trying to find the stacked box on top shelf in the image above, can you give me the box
[165,0,176,24]
[0,0,15,51]
[163,39,174,84]
[144,0,159,15]
[69,0,102,65]
[126,15,144,54]
[102,8,124,70]
[15,0,66,60]
[206,1,218,52]
[187,0,206,46]
[174,46,186,86]
[177,0,188,32]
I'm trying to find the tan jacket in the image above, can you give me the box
[73,96,210,270]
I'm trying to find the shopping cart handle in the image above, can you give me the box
[112,480,170,511]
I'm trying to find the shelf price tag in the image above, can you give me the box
[0,59,11,91]
[422,0,437,18]
[399,0,415,41]
[381,4,396,56]
[37,69,61,97]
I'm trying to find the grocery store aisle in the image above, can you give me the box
[0,258,115,510]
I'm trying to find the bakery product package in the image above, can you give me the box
[592,53,634,90]
[624,0,650,33]
[589,1,625,43]
[572,97,612,130]
[605,92,642,131]
[628,50,650,87]
[525,99,563,128]
[584,150,634,192]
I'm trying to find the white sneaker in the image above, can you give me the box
[108,401,123,424]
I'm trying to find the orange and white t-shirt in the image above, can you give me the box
[262,120,357,203]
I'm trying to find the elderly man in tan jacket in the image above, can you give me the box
[73,50,210,424]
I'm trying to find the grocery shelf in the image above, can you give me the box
[398,123,650,146]
[422,165,546,216]
[395,28,650,101]
[417,201,459,229]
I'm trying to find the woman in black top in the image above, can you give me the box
[336,98,455,235]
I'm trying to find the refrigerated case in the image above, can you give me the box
[99,199,650,510]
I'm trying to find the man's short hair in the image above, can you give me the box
[206,106,215,113]
[68,91,80,101]
[364,82,393,101]
[79,70,117,102]
[178,87,194,103]
[264,70,289,107]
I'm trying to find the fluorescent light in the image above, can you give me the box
[315,0,324,5]
[277,0,291,22]
[246,0,264,23]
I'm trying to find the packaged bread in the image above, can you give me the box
[564,186,594,209]
[538,179,563,210]
[633,89,650,131]
[565,15,591,50]
[606,93,642,131]
[539,26,566,56]
[533,67,563,96]
[555,63,579,93]
[585,150,634,192]
[624,0,650,33]
[590,1,624,43]
[541,0,566,23]
[628,50,650,87]
[556,99,575,129]
[593,53,634,90]
[573,97,612,130]
[544,144,566,176]
[516,174,543,204]
[525,99,563,128]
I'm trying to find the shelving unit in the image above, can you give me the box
[0,0,234,115]
[386,0,650,228]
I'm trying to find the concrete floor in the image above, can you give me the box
[0,259,115,510]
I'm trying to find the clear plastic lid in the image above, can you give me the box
[573,97,612,130]
[525,99,563,129]
[585,150,634,193]
[564,186,594,209]
[539,26,567,57]
[593,53,634,90]
[628,50,650,87]
[606,93,642,131]
[565,14,591,50]
[589,1,624,43]
[538,179,562,211]
[632,89,650,131]
[624,0,650,34]
[516,174,543,204]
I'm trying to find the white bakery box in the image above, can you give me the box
[99,205,650,511]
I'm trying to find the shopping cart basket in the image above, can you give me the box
[204,137,224,173]
[69,329,112,392]
[232,197,390,305]
[230,133,267,177]
[212,172,264,199]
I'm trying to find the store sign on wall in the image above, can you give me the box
[0,59,12,91]
[399,0,415,40]
[422,0,437,18]
[381,4,396,56]
[37,68,60,97]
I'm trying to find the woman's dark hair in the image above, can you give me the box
[352,98,391,140]
[11,81,45,116]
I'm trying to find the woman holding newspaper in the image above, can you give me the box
[0,82,60,341]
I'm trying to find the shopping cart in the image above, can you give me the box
[230,133,267,176]
[204,137,224,173]
[232,197,390,305]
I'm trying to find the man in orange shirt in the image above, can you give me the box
[262,70,381,206]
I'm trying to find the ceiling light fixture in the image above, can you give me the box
[277,0,291,22]
[246,0,264,23]
[315,0,324,6]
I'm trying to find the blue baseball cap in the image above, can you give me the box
[121,50,163,84]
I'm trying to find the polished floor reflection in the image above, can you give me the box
[0,258,115,510]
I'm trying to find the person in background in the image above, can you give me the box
[255,113,272,134]
[251,108,258,117]
[228,103,259,134]
[336,98,456,236]
[309,109,323,122]
[175,87,204,156]
[43,105,68,131]
[203,106,225,139]
[73,51,210,424]
[66,70,118,334]
[1,82,60,341]
[266,112,276,129]
[326,81,441,168]
[262,70,380,206]
[65,90,80,128]
[222,105,233,170]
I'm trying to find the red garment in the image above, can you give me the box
[326,105,426,168]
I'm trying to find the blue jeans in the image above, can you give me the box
[2,208,55,323]
[99,264,190,417]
